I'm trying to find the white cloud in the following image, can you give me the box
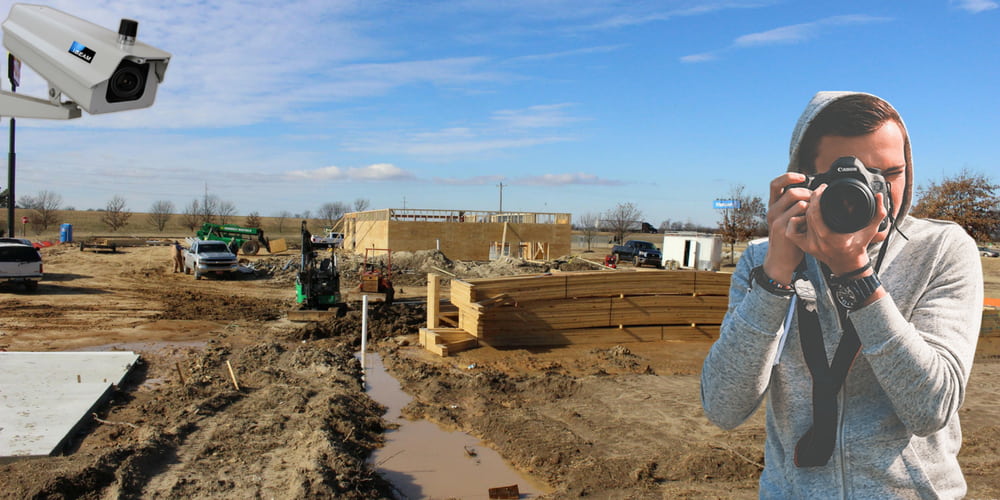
[434,175,506,186]
[515,172,623,186]
[682,14,891,62]
[951,0,999,13]
[343,103,583,159]
[492,104,583,129]
[285,163,415,181]
[506,45,627,63]
[680,52,718,64]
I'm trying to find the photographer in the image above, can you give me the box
[701,92,983,498]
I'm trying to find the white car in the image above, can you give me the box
[183,240,238,279]
[0,242,42,291]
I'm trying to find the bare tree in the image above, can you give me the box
[147,200,174,232]
[218,200,237,224]
[912,169,999,242]
[245,211,262,229]
[181,199,201,231]
[717,184,766,264]
[274,210,291,232]
[19,190,62,233]
[353,198,371,212]
[318,202,349,226]
[576,212,600,252]
[198,193,219,224]
[602,202,643,245]
[100,195,132,232]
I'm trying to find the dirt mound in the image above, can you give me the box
[0,340,395,499]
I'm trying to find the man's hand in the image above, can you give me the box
[786,185,887,275]
[763,173,810,284]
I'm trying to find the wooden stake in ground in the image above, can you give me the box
[226,360,241,391]
[175,362,186,385]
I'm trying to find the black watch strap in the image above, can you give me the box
[831,273,881,311]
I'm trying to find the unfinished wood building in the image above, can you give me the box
[338,209,572,261]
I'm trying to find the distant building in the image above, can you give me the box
[339,209,572,261]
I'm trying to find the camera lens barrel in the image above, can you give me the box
[820,178,877,233]
[106,60,148,103]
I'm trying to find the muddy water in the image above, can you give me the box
[362,352,549,499]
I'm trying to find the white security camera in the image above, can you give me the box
[2,3,170,117]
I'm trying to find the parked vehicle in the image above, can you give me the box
[611,240,663,268]
[183,240,239,279]
[980,246,999,258]
[0,237,32,246]
[309,228,345,249]
[0,242,42,291]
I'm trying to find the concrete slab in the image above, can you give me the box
[0,351,140,462]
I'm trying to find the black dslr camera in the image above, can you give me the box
[787,156,892,233]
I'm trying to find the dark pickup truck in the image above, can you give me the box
[611,240,662,268]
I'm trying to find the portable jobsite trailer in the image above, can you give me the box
[661,233,722,271]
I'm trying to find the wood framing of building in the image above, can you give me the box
[338,209,571,261]
[420,269,732,356]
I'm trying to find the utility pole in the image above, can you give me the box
[497,181,505,213]
[6,54,21,237]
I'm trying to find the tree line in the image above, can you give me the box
[571,169,999,254]
[0,187,372,235]
[4,170,997,244]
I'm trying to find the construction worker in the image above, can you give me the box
[170,240,184,273]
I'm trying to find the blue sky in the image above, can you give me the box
[1,0,997,227]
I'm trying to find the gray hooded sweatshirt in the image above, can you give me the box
[701,92,983,499]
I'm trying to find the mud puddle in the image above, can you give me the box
[362,352,549,499]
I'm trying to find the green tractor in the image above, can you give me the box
[195,223,270,256]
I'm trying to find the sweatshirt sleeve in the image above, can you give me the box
[701,243,793,430]
[850,225,983,436]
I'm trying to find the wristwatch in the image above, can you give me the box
[829,273,881,311]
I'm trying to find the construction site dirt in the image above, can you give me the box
[2,244,1000,499]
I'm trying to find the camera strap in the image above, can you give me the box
[793,300,860,467]
[792,233,892,467]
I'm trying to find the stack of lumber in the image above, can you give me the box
[444,269,731,348]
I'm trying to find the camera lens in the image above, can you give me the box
[106,60,148,103]
[820,178,876,233]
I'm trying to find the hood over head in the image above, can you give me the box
[787,91,913,222]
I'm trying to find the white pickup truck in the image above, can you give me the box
[0,241,42,291]
[183,240,238,279]
[309,230,345,249]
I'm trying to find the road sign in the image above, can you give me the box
[713,199,741,210]
[20,216,28,224]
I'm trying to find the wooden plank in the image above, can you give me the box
[419,328,480,357]
[453,270,731,303]
[466,295,728,335]
[427,273,440,328]
[481,325,720,347]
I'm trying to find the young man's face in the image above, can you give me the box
[814,121,907,239]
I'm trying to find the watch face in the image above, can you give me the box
[835,284,858,308]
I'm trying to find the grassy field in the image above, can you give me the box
[1,209,329,243]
